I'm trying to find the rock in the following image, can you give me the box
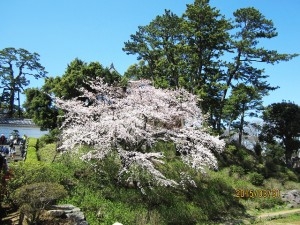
[47,209,65,217]
[281,190,300,207]
[46,204,88,225]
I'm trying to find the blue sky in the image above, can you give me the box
[1,0,299,106]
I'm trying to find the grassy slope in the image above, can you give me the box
[33,140,300,225]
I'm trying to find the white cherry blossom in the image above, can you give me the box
[55,78,225,188]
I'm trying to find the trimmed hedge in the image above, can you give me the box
[25,138,39,163]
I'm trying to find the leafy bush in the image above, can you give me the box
[25,146,38,163]
[38,128,60,148]
[229,165,245,178]
[243,155,258,172]
[253,195,284,210]
[60,183,139,225]
[218,144,259,173]
[37,143,56,162]
[27,138,38,148]
[195,170,246,221]
[135,210,163,225]
[263,178,284,190]
[13,182,67,225]
[248,172,264,186]
[7,161,77,197]
[283,181,300,190]
[286,169,298,182]
[9,139,294,225]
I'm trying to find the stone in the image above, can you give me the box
[45,204,88,225]
[281,190,300,207]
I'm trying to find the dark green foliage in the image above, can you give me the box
[223,84,263,145]
[217,143,260,173]
[61,183,141,225]
[23,58,121,132]
[37,128,60,148]
[123,2,298,133]
[285,169,299,182]
[7,162,76,193]
[248,172,264,186]
[229,165,245,177]
[13,182,67,225]
[0,47,47,117]
[59,143,245,224]
[23,88,58,130]
[254,196,284,210]
[6,136,299,224]
[123,9,185,88]
[260,102,300,165]
[45,58,121,100]
[7,138,76,193]
[182,176,245,223]
[262,143,285,178]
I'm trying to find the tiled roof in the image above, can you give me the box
[0,118,37,127]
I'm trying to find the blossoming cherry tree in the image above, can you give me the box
[55,78,224,189]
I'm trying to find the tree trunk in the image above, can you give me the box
[8,87,15,117]
[285,149,293,168]
[284,138,294,167]
[217,51,242,132]
[238,103,245,146]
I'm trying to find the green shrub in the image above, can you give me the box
[277,172,290,183]
[286,170,298,182]
[283,181,300,190]
[248,172,264,186]
[218,143,259,172]
[37,143,56,162]
[27,138,38,148]
[229,165,245,177]
[60,184,139,225]
[135,210,164,225]
[253,195,284,210]
[10,140,294,225]
[227,144,238,153]
[13,182,67,225]
[38,128,60,148]
[7,161,77,196]
[25,146,38,163]
[243,155,258,172]
[263,178,284,190]
[194,170,246,221]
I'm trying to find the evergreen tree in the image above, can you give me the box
[223,84,263,145]
[260,102,300,166]
[23,88,58,130]
[124,2,298,134]
[0,47,47,117]
[218,7,298,131]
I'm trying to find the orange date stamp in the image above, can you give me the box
[235,189,280,198]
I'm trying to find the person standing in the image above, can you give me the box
[9,140,15,159]
[0,134,6,145]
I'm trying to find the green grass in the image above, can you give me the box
[253,212,300,224]
[37,143,57,162]
[25,138,39,163]
[7,138,300,225]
